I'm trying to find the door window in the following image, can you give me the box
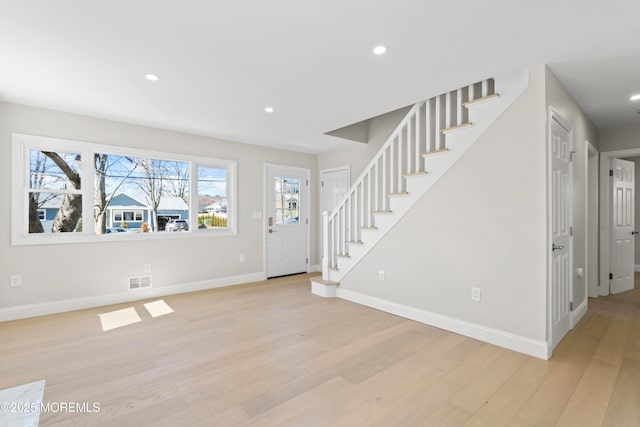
[274,177,300,225]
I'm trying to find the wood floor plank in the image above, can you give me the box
[601,358,640,427]
[464,357,553,427]
[422,401,473,426]
[514,333,600,426]
[623,316,640,362]
[555,358,619,427]
[449,349,528,414]
[0,272,639,426]
[592,315,633,367]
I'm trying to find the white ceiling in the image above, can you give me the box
[1,1,640,153]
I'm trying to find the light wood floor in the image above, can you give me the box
[1,273,639,426]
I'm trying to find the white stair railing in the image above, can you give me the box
[322,78,496,280]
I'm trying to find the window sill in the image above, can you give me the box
[11,228,237,246]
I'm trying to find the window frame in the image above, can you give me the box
[12,133,237,245]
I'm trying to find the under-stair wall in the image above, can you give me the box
[319,70,530,284]
[316,66,550,359]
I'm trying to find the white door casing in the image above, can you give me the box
[599,148,640,297]
[586,141,599,298]
[550,113,573,351]
[320,166,350,260]
[610,158,635,294]
[265,164,309,278]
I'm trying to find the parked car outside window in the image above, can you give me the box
[106,227,133,233]
[165,219,189,232]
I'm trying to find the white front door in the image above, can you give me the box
[610,158,635,294]
[550,115,572,350]
[266,165,309,278]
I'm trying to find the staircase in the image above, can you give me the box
[313,70,529,294]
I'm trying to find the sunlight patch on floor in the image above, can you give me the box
[143,300,174,318]
[0,379,45,426]
[98,307,141,331]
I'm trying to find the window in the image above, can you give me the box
[27,149,83,234]
[113,210,143,222]
[274,176,300,225]
[12,133,236,245]
[197,166,229,229]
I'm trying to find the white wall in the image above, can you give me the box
[545,68,599,312]
[317,106,411,180]
[599,123,640,152]
[338,65,548,343]
[0,102,317,314]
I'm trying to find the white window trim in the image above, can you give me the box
[12,133,237,246]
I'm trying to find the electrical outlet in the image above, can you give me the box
[378,270,385,281]
[471,287,481,302]
[239,254,246,263]
[10,275,21,287]
[144,263,152,274]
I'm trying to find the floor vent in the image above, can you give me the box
[129,275,152,290]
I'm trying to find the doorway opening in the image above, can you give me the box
[600,149,640,296]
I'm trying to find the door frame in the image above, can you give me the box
[600,148,640,296]
[319,165,351,268]
[586,140,599,298]
[263,163,311,278]
[547,107,574,353]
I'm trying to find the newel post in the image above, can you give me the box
[322,210,329,280]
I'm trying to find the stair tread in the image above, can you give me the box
[402,171,428,178]
[373,210,393,214]
[421,148,449,157]
[441,122,472,134]
[463,93,499,108]
[336,253,351,258]
[387,192,409,197]
[347,240,364,244]
[310,277,340,286]
[360,226,378,230]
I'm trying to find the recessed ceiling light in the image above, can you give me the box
[373,45,387,55]
[631,94,640,101]
[144,73,159,82]
[264,106,274,113]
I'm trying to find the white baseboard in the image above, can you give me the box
[0,272,266,322]
[335,288,549,360]
[635,265,640,272]
[571,299,588,329]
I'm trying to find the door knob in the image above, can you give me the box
[632,231,639,235]
[268,229,277,233]
[552,243,564,251]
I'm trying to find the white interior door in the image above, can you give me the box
[321,167,349,215]
[610,158,635,294]
[551,116,572,350]
[266,165,308,278]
